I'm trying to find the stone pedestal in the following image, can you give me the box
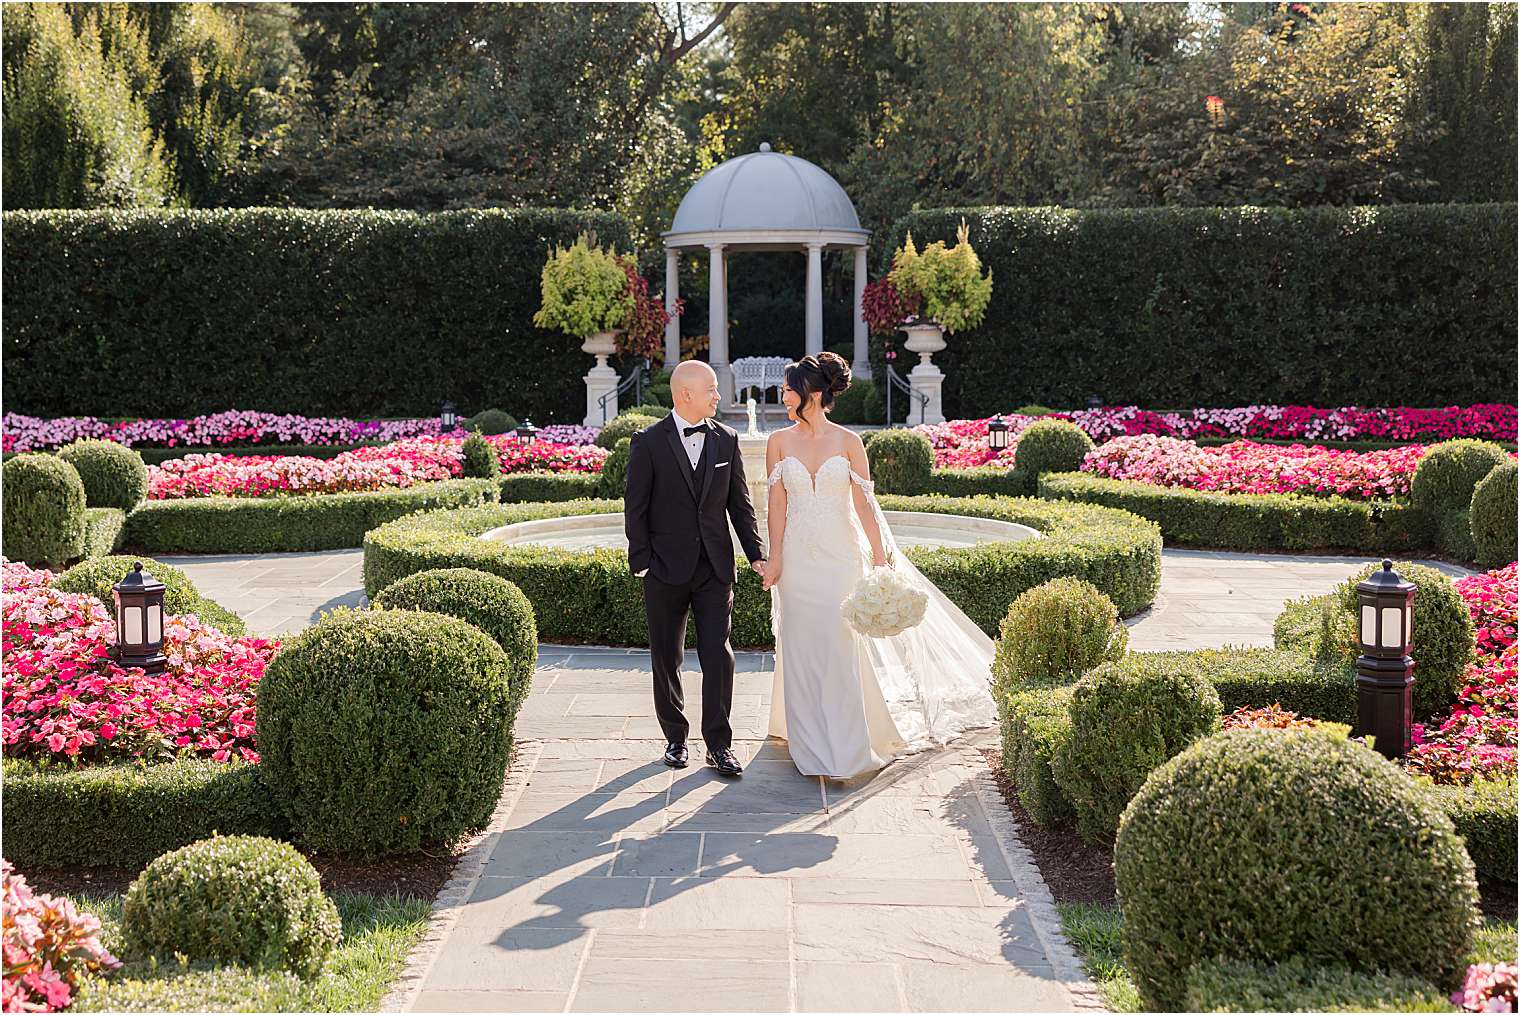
[582,331,619,427]
[902,324,947,425]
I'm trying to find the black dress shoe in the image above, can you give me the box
[663,742,689,768]
[706,747,743,777]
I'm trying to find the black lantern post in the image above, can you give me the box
[987,414,1010,452]
[440,400,458,432]
[113,562,167,675]
[1354,559,1416,758]
[1086,394,1103,410]
[514,419,539,445]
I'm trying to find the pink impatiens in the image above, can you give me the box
[1,860,119,1013]
[1,563,277,764]
[1,410,457,454]
[1452,962,1518,1013]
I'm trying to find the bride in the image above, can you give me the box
[761,351,997,779]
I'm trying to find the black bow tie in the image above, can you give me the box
[681,424,707,437]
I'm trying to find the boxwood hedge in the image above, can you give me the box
[124,479,498,553]
[1181,957,1450,1013]
[363,494,1162,648]
[0,758,282,868]
[498,472,603,503]
[1428,778,1519,886]
[82,507,127,559]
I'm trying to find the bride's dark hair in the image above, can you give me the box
[784,351,851,423]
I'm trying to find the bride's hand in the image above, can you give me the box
[762,558,781,590]
[872,549,890,567]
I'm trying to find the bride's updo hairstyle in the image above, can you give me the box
[784,351,851,422]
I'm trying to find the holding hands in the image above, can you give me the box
[760,557,781,590]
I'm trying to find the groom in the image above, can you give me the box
[624,361,766,778]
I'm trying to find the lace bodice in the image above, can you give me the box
[767,455,874,563]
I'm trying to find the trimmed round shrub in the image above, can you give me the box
[2,454,87,567]
[632,402,671,418]
[595,411,660,449]
[373,567,537,716]
[1014,418,1095,477]
[57,439,149,510]
[54,555,201,615]
[866,428,933,495]
[1470,461,1517,569]
[1115,728,1479,1012]
[597,437,632,498]
[1334,561,1473,718]
[1410,439,1512,515]
[1014,404,1056,416]
[993,578,1127,693]
[256,609,516,855]
[1182,956,1448,1013]
[121,835,341,979]
[1051,656,1221,846]
[829,381,876,425]
[467,408,518,436]
[460,433,501,479]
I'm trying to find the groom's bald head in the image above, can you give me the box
[671,361,720,421]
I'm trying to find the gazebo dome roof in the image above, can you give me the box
[667,143,864,237]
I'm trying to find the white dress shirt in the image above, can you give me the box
[635,410,707,578]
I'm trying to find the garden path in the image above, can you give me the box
[156,547,1472,1012]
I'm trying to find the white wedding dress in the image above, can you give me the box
[766,455,997,778]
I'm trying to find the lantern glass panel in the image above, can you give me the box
[123,606,144,647]
[1406,604,1413,645]
[1360,604,1376,648]
[1380,606,1402,648]
[147,605,162,643]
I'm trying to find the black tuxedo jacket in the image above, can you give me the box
[624,414,764,586]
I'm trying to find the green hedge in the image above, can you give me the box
[1000,685,1076,826]
[1038,472,1430,555]
[923,467,1031,497]
[876,205,1517,415]
[0,758,282,868]
[1132,648,1357,725]
[82,508,127,558]
[124,479,498,553]
[1182,957,1450,1013]
[1430,779,1519,886]
[497,472,603,503]
[3,208,631,421]
[363,494,1162,648]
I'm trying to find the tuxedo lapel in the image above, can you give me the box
[663,415,698,501]
[696,425,719,504]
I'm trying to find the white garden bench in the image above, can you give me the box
[730,356,793,420]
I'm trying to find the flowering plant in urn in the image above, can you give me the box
[840,566,929,638]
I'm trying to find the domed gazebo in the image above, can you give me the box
[662,143,872,405]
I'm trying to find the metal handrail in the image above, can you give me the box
[600,359,649,423]
[884,364,929,427]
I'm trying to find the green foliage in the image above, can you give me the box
[186,596,248,638]
[0,757,281,868]
[532,233,634,339]
[2,208,630,420]
[81,507,127,560]
[1014,419,1095,478]
[1114,728,1480,1012]
[55,553,200,614]
[2,453,86,567]
[827,380,878,425]
[124,478,498,553]
[1182,957,1450,1013]
[361,494,1163,647]
[865,429,934,495]
[1039,472,1428,555]
[372,567,537,719]
[993,578,1126,691]
[1428,778,1519,886]
[597,437,632,499]
[595,411,660,449]
[1015,405,1056,416]
[460,433,501,479]
[1437,506,1478,562]
[1410,439,1514,515]
[1052,658,1221,845]
[122,835,341,979]
[1143,647,1357,725]
[923,466,1031,497]
[256,610,516,856]
[1470,461,1518,569]
[58,439,149,509]
[631,402,671,418]
[887,222,993,333]
[497,471,602,503]
[467,409,518,436]
[876,207,1517,416]
[1000,684,1075,826]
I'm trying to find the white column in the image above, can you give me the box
[707,243,732,405]
[664,247,681,369]
[851,245,872,379]
[805,242,824,358]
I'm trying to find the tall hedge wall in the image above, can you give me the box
[874,204,1518,417]
[2,208,632,422]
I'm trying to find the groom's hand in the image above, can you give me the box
[750,558,767,577]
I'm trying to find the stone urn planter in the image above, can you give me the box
[901,323,947,424]
[582,330,623,427]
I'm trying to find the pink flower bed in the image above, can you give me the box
[492,436,609,475]
[2,861,119,1013]
[1,410,456,454]
[1453,962,1517,1013]
[1,562,277,764]
[1082,435,1429,499]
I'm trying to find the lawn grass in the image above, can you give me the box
[68,889,431,1012]
[1057,902,1517,1013]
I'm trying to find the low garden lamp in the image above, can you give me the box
[440,400,458,432]
[1086,394,1103,410]
[1354,559,1416,759]
[987,414,1010,452]
[113,562,167,675]
[515,419,539,445]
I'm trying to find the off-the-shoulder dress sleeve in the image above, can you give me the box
[767,460,786,489]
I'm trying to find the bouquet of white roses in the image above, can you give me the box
[840,565,929,638]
